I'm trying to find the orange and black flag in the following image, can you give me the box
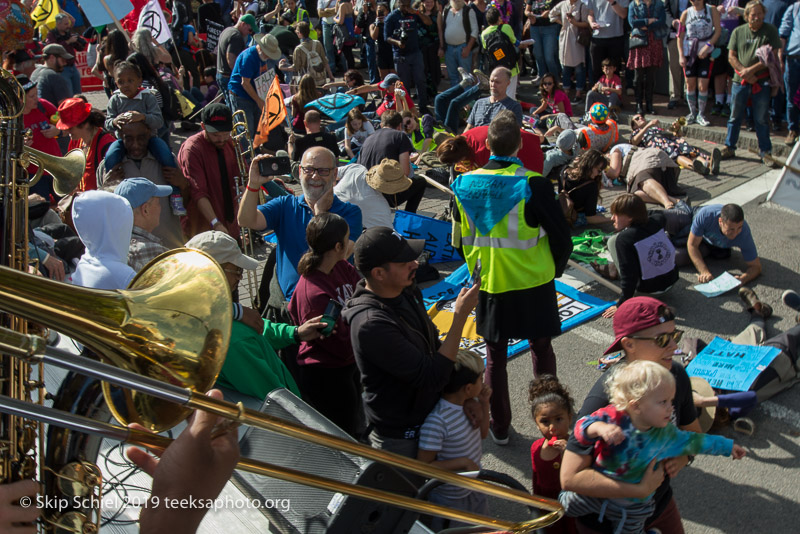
[253,75,286,148]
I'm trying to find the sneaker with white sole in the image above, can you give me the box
[473,69,490,92]
[696,115,710,127]
[783,289,800,311]
[684,114,696,125]
[489,427,509,446]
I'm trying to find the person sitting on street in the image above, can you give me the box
[113,177,172,272]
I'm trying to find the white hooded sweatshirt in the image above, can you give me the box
[69,190,136,290]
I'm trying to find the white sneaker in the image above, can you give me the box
[531,75,541,86]
[685,114,696,125]
[696,115,710,127]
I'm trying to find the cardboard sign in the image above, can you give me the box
[206,20,224,53]
[687,336,782,391]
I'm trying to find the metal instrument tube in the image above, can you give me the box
[0,394,559,532]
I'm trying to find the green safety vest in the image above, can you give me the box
[409,119,446,152]
[453,164,555,295]
[294,7,319,40]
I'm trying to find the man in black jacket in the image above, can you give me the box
[343,227,479,457]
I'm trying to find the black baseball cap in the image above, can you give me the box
[201,103,233,132]
[354,227,425,274]
[16,74,36,92]
[13,49,41,64]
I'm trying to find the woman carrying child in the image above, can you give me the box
[561,297,704,533]
[288,213,362,437]
[560,359,745,533]
[529,375,578,534]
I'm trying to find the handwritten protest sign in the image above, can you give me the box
[686,336,781,391]
[206,20,224,53]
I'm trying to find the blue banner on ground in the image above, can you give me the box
[422,264,613,358]
[686,336,781,391]
[306,94,364,122]
[393,210,459,264]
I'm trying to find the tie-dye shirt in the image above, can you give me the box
[575,405,733,501]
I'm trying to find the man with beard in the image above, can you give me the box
[31,44,74,107]
[342,227,480,457]
[238,147,363,302]
[177,104,242,239]
[97,121,189,249]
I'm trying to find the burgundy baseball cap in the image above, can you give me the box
[604,296,675,355]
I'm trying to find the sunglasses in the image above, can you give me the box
[542,82,554,86]
[628,330,683,348]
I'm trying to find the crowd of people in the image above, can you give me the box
[3,0,800,532]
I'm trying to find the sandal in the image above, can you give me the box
[591,261,619,281]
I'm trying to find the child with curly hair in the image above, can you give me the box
[529,375,578,534]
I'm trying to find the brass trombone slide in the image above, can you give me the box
[0,393,550,532]
[0,326,564,531]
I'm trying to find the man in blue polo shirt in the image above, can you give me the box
[686,203,761,284]
[238,146,363,302]
[228,33,282,136]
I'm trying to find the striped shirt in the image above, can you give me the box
[419,398,483,499]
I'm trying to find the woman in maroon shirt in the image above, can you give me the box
[289,213,362,437]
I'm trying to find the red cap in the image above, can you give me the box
[56,98,93,130]
[604,297,673,355]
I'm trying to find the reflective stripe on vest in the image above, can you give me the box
[460,201,547,249]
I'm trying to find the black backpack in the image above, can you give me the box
[483,26,517,71]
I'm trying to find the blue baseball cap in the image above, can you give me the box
[114,177,173,209]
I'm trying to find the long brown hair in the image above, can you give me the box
[564,148,607,190]
[295,74,319,111]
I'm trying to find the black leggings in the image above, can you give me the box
[634,66,658,105]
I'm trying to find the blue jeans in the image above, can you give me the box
[445,43,473,88]
[61,65,82,96]
[786,58,800,133]
[725,80,772,155]
[434,83,480,132]
[529,24,560,78]
[562,63,586,92]
[363,38,379,83]
[104,137,176,170]
[321,21,339,72]
[394,50,429,110]
[234,94,261,141]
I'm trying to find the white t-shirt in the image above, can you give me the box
[333,164,394,229]
[343,121,375,148]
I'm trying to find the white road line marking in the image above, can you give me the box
[760,400,800,428]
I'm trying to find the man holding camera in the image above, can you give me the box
[238,147,363,303]
[384,0,433,114]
